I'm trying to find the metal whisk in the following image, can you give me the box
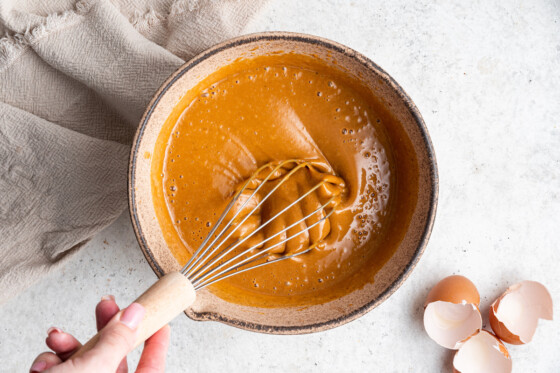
[71,159,344,359]
[184,159,344,290]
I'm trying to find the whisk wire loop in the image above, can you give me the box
[187,180,326,283]
[183,160,311,277]
[193,206,336,290]
[181,160,298,276]
[179,159,342,290]
[191,195,335,288]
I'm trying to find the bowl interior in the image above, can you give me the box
[129,32,438,334]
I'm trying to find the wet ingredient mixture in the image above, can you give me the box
[152,53,418,308]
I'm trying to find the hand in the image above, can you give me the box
[30,296,170,373]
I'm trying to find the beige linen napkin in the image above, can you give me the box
[0,0,266,303]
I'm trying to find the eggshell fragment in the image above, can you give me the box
[424,275,480,306]
[453,330,512,373]
[423,275,482,349]
[489,280,553,344]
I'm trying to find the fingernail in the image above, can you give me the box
[47,327,62,335]
[101,294,115,301]
[30,360,47,372]
[119,303,145,330]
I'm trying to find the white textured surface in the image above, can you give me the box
[1,0,559,371]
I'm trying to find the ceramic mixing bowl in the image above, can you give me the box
[128,32,438,334]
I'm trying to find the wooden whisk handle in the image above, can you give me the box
[70,271,196,359]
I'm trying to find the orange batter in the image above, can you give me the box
[152,53,418,308]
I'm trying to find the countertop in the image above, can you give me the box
[1,0,559,371]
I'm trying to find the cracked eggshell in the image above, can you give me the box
[424,275,480,306]
[489,280,553,345]
[453,330,512,373]
[423,275,482,349]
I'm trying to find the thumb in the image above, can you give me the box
[76,303,145,372]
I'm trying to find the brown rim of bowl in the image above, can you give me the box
[128,31,438,334]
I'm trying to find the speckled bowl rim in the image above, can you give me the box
[128,31,438,334]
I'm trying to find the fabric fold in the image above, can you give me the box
[0,0,267,303]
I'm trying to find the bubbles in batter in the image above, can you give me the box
[152,53,414,308]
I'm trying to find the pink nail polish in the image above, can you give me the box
[30,360,47,372]
[101,294,115,301]
[119,303,145,330]
[47,327,62,335]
